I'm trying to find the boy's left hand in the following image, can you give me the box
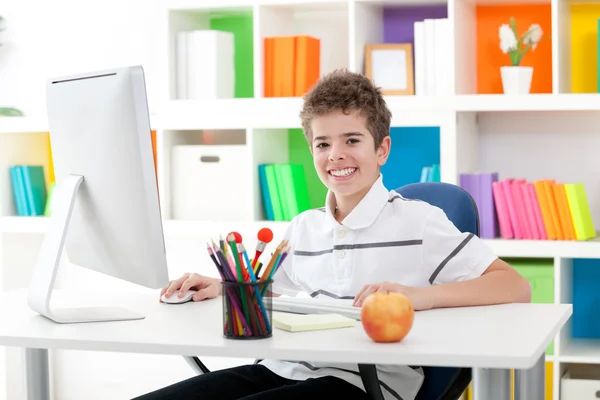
[353,282,435,311]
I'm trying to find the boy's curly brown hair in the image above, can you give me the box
[299,69,391,150]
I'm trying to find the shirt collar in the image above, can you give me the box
[324,174,390,230]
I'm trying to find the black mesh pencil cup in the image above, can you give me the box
[221,280,273,340]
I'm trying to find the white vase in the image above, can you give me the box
[500,66,533,94]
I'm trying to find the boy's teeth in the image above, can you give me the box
[330,168,356,177]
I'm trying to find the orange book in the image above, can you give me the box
[542,180,564,240]
[263,37,274,97]
[294,36,320,96]
[552,183,576,240]
[533,180,557,240]
[273,36,296,97]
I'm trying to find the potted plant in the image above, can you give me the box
[499,17,544,94]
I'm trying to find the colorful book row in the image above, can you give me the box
[460,173,595,240]
[263,36,320,97]
[420,164,440,183]
[259,163,311,221]
[9,165,54,217]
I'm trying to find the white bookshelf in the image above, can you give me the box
[2,0,600,398]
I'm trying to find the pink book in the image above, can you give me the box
[520,183,540,239]
[492,181,513,238]
[527,183,547,240]
[511,179,532,239]
[500,179,522,239]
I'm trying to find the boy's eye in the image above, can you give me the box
[316,143,329,148]
[348,138,359,144]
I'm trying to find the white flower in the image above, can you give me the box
[525,24,543,50]
[499,24,517,53]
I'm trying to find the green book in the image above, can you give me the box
[264,164,284,221]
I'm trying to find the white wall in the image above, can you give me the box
[0,0,164,118]
[0,1,252,398]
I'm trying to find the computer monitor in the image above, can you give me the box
[27,66,170,324]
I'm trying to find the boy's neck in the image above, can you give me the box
[332,175,379,223]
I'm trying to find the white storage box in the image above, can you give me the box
[561,365,600,399]
[171,145,250,221]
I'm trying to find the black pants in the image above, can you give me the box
[132,364,370,400]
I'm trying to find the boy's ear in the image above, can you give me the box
[377,136,391,166]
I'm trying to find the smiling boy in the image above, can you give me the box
[135,69,531,400]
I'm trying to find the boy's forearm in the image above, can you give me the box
[429,267,531,309]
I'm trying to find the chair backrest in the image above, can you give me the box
[395,182,479,400]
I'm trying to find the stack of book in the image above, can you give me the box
[9,165,54,216]
[263,35,320,97]
[460,173,595,240]
[258,163,311,221]
[420,164,440,182]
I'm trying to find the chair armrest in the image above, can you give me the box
[358,364,385,400]
[183,356,211,375]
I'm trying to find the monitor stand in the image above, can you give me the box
[27,174,145,324]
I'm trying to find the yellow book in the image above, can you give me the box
[272,312,356,332]
[564,183,596,241]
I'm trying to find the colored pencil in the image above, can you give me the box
[227,234,252,331]
[211,241,248,336]
[240,243,271,333]
[207,243,250,336]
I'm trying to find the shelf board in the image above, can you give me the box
[482,233,600,259]
[558,338,600,364]
[5,217,600,260]
[0,217,47,234]
[0,217,292,238]
[160,96,444,130]
[455,93,600,112]
[0,117,49,134]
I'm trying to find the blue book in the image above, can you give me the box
[430,164,440,182]
[420,167,431,182]
[20,165,47,216]
[9,166,29,216]
[258,164,275,221]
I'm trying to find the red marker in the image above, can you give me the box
[230,231,248,281]
[252,228,273,272]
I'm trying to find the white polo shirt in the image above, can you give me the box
[259,175,498,400]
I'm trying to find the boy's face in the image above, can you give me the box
[310,109,391,200]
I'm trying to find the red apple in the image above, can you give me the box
[361,291,414,343]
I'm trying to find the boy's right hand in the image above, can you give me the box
[160,273,221,302]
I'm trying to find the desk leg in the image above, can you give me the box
[514,354,545,400]
[25,348,50,400]
[472,367,510,400]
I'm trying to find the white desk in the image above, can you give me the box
[0,289,571,400]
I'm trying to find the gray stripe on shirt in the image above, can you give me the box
[294,240,422,256]
[429,233,475,284]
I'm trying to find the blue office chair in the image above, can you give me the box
[357,181,479,400]
[185,181,479,400]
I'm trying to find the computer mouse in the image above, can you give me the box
[161,289,197,304]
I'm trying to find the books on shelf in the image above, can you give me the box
[460,173,595,241]
[413,18,451,96]
[264,36,320,97]
[259,163,310,221]
[9,165,54,217]
[176,30,235,100]
[420,164,440,183]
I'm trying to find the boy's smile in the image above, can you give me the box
[310,109,390,219]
